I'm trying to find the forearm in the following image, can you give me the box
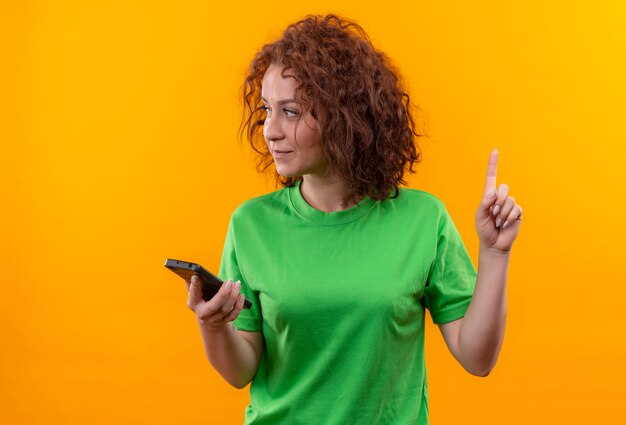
[459,246,510,376]
[197,322,260,389]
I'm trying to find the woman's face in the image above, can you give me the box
[261,63,328,178]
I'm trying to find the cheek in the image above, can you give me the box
[299,140,325,169]
[262,125,269,141]
[297,122,321,149]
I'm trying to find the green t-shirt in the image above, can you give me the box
[218,179,477,425]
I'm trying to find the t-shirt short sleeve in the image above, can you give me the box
[217,215,263,331]
[424,204,477,324]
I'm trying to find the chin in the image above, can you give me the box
[275,166,301,178]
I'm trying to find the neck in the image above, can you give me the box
[299,174,363,212]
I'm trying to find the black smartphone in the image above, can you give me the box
[165,258,252,309]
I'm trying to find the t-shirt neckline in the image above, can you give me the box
[288,179,378,225]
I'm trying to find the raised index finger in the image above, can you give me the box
[484,148,499,195]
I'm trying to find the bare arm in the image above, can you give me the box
[439,246,509,377]
[197,324,264,389]
[439,149,522,377]
[187,276,264,388]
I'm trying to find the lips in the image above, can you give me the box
[272,150,293,159]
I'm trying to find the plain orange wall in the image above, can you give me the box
[2,1,625,424]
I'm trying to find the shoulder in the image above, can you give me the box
[367,187,450,231]
[230,186,291,222]
[392,186,447,215]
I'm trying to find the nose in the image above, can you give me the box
[263,113,285,143]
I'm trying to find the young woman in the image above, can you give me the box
[185,14,522,425]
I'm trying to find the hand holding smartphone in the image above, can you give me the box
[165,259,252,309]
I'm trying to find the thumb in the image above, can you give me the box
[478,187,498,216]
[187,275,204,307]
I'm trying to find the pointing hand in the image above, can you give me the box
[475,149,523,254]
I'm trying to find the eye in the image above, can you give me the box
[284,109,299,118]
[259,105,270,120]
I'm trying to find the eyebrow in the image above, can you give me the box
[261,96,298,106]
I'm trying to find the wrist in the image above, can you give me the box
[479,244,512,259]
[197,320,233,334]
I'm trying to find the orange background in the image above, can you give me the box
[2,1,625,423]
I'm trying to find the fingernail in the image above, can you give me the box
[489,189,497,198]
[493,205,500,216]
[225,280,232,288]
[495,217,502,227]
[234,281,241,289]
[502,220,509,229]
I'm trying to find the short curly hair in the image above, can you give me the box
[239,14,425,201]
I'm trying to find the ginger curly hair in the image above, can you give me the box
[239,14,425,201]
